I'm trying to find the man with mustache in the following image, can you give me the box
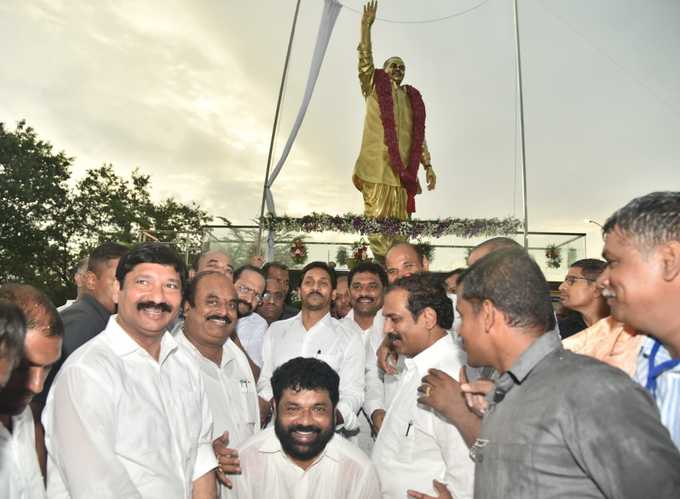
[258,262,365,433]
[233,265,268,371]
[438,247,680,499]
[599,191,680,448]
[262,262,298,321]
[372,273,473,499]
[256,278,287,326]
[177,271,260,493]
[0,284,63,499]
[43,243,218,498]
[228,357,381,499]
[339,261,391,453]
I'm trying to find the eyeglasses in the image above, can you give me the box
[563,276,594,286]
[237,284,263,303]
[261,291,285,303]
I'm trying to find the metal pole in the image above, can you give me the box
[256,0,303,255]
[513,0,529,249]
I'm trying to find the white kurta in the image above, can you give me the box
[257,312,365,431]
[236,313,268,368]
[372,335,474,499]
[0,406,46,499]
[226,427,381,499]
[176,330,260,448]
[43,316,217,499]
[340,309,400,454]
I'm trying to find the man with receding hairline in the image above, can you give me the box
[599,191,680,448]
[195,249,234,280]
[0,284,63,499]
[455,247,680,498]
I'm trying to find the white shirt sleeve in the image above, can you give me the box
[256,325,274,401]
[433,412,475,499]
[363,334,385,419]
[192,372,218,481]
[336,327,366,431]
[46,365,143,499]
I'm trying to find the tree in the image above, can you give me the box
[0,121,211,305]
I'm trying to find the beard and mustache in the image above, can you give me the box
[274,415,335,463]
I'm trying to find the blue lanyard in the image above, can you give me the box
[645,339,680,396]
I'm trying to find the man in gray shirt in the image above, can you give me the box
[449,247,680,498]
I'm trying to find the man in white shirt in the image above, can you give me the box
[177,270,260,491]
[340,261,394,454]
[228,357,381,499]
[258,262,365,432]
[372,273,473,499]
[234,265,268,370]
[0,284,63,499]
[43,242,217,499]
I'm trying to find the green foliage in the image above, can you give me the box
[0,121,211,304]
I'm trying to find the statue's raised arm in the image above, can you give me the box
[358,0,377,98]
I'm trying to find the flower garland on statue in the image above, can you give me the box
[289,238,308,265]
[261,213,522,240]
[374,69,426,214]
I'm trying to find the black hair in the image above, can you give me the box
[459,247,555,333]
[88,241,129,276]
[233,264,266,283]
[348,261,388,288]
[300,261,337,290]
[115,242,187,289]
[0,284,64,337]
[444,268,466,280]
[0,300,26,361]
[603,192,680,252]
[263,261,289,276]
[570,259,607,281]
[387,273,453,329]
[271,357,339,407]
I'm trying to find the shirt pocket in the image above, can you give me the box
[316,352,342,372]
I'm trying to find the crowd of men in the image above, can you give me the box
[1,191,680,498]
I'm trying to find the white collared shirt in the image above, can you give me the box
[372,335,474,499]
[257,312,365,430]
[176,330,260,448]
[226,427,381,499]
[0,406,46,499]
[237,313,269,367]
[43,316,217,499]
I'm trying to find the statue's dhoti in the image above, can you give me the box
[359,180,408,258]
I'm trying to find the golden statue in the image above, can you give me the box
[353,0,437,258]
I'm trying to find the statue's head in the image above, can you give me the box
[383,56,405,85]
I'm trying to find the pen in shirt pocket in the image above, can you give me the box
[405,420,413,437]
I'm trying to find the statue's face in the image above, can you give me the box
[383,57,405,85]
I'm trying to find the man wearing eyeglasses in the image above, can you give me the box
[234,266,268,370]
[557,259,610,339]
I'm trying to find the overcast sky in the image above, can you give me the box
[2,0,679,265]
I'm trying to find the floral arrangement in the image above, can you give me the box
[346,239,371,270]
[260,213,522,240]
[545,244,562,269]
[374,69,425,213]
[335,247,349,266]
[289,237,308,265]
[416,241,435,264]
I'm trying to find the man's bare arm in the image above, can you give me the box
[192,469,217,499]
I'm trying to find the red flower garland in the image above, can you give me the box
[374,69,426,213]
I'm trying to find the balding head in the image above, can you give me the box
[385,243,427,284]
[467,237,522,266]
[195,250,234,280]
